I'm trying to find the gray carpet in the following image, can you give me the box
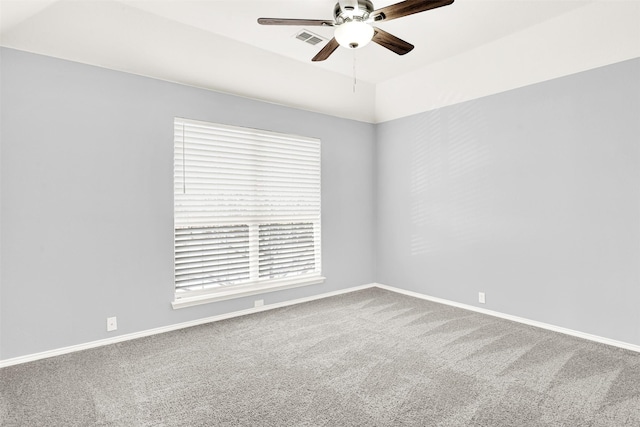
[1,287,639,426]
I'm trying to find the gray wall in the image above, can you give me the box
[0,48,376,360]
[2,47,639,361]
[376,58,640,346]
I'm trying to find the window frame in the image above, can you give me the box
[172,118,324,309]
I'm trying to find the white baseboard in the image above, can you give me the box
[0,283,376,368]
[373,283,640,353]
[3,281,637,368]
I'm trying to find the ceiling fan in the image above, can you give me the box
[258,0,454,62]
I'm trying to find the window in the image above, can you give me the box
[173,118,323,308]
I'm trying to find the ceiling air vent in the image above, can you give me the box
[295,30,325,46]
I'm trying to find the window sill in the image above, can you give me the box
[171,276,326,309]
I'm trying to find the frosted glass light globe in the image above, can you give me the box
[334,20,374,49]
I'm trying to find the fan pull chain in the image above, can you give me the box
[353,51,357,93]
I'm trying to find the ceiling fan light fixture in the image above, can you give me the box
[334,20,374,49]
[258,0,455,61]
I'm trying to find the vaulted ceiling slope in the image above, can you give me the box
[1,1,639,123]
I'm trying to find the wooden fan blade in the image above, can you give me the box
[312,38,340,62]
[372,0,454,22]
[372,27,414,55]
[257,18,334,26]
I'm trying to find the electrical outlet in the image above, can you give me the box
[478,292,486,304]
[106,317,118,332]
[254,299,264,308]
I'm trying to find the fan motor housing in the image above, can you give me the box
[333,0,374,24]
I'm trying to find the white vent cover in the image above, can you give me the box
[295,30,326,46]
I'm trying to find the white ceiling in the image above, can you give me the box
[1,0,639,123]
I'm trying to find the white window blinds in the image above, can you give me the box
[174,118,322,298]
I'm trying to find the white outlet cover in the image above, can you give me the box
[478,292,486,304]
[107,317,118,331]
